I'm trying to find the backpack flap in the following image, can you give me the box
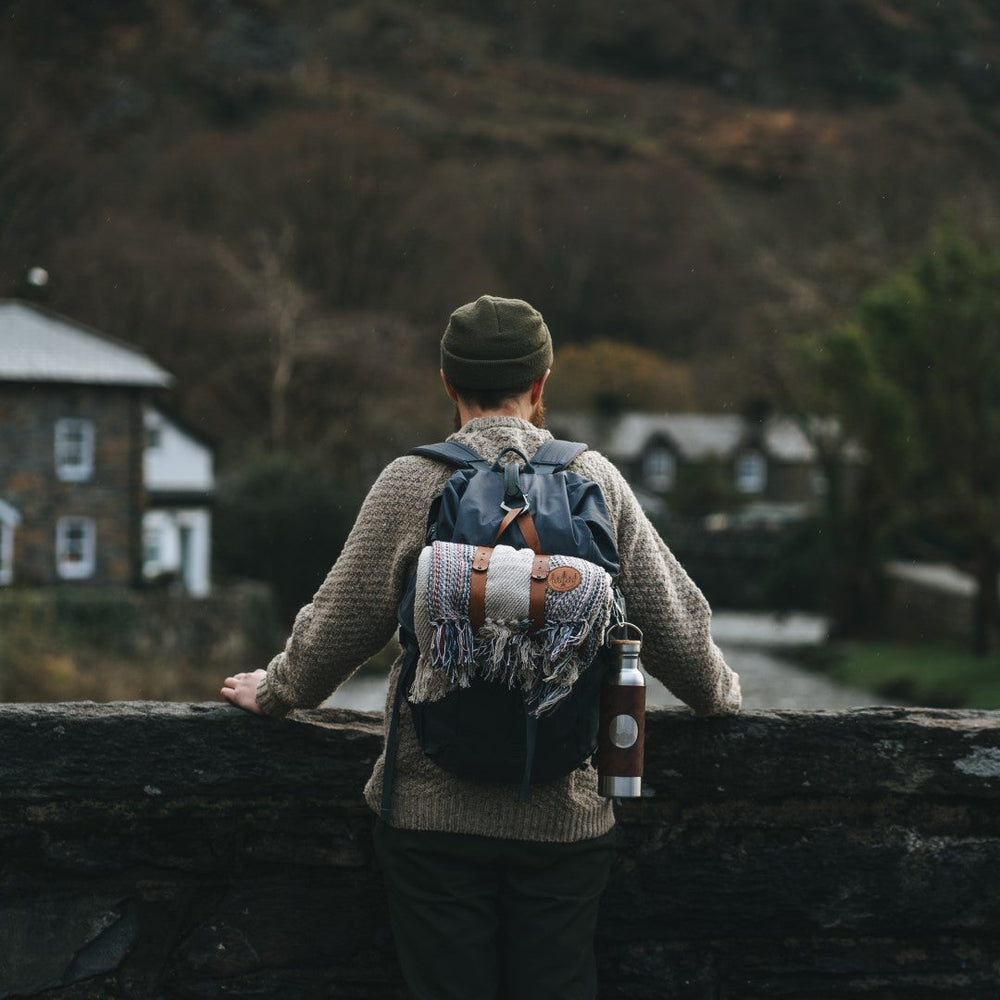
[533,474,619,575]
[432,462,619,574]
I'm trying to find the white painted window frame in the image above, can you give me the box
[56,517,97,579]
[734,450,768,494]
[643,446,677,493]
[143,523,164,574]
[0,500,21,586]
[54,418,96,482]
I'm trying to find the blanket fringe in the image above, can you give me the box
[410,541,614,716]
[410,614,603,717]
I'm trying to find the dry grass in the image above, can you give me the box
[1,631,239,704]
[0,587,281,704]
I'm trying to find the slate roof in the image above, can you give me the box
[0,300,173,388]
[548,411,822,463]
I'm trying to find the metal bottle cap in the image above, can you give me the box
[599,775,643,797]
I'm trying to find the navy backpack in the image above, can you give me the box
[380,439,621,821]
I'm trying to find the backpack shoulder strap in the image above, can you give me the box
[531,439,588,474]
[409,439,587,473]
[407,441,491,470]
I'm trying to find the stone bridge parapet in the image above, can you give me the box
[1,703,999,998]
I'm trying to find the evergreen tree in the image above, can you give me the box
[808,227,1000,653]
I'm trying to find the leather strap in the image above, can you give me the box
[494,506,542,553]
[529,554,550,634]
[469,545,493,632]
[494,506,521,544]
[517,509,542,553]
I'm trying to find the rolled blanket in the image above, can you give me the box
[410,540,614,715]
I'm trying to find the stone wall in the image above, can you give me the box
[0,383,147,585]
[884,560,977,645]
[1,703,999,999]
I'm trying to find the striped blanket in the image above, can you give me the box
[410,540,614,716]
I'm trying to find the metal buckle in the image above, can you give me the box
[500,497,530,514]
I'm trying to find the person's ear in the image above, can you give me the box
[441,370,461,403]
[529,369,550,406]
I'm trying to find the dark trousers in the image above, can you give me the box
[373,821,615,1000]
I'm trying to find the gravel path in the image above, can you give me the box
[647,646,892,711]
[649,611,898,711]
[325,611,893,713]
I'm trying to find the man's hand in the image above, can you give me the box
[221,669,267,714]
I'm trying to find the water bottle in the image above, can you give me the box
[598,623,645,798]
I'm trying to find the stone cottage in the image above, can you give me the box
[0,300,213,593]
[548,410,851,522]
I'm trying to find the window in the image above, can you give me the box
[56,517,97,579]
[143,525,163,571]
[0,524,9,585]
[55,419,95,482]
[734,450,767,494]
[643,446,677,493]
[0,500,20,586]
[144,410,163,450]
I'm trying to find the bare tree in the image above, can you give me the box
[216,223,308,451]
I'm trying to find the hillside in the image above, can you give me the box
[4,0,1000,466]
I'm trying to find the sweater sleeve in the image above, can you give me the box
[581,453,741,717]
[256,457,441,717]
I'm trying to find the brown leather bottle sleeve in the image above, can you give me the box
[597,683,646,779]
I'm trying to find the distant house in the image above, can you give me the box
[142,407,214,597]
[0,300,214,594]
[548,411,849,522]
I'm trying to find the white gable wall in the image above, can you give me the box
[142,508,212,597]
[143,409,213,492]
[142,408,214,596]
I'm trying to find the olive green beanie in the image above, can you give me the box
[441,295,553,391]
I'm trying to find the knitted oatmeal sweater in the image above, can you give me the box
[256,417,741,842]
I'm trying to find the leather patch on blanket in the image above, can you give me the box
[547,566,583,592]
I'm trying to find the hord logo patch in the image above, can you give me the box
[547,566,583,592]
